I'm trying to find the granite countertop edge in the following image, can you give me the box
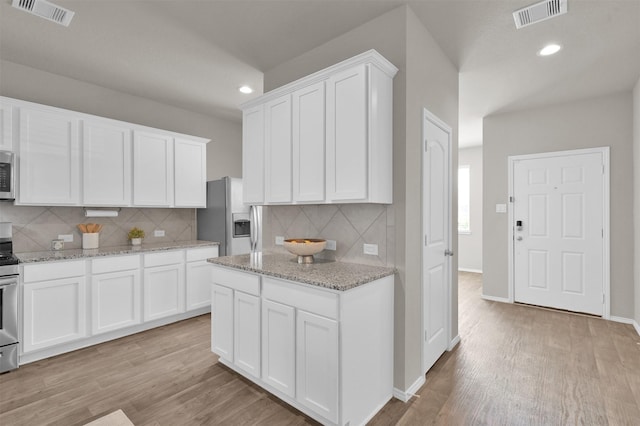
[16,240,220,263]
[208,254,396,291]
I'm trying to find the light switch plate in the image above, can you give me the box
[154,230,165,237]
[495,204,507,213]
[325,240,336,251]
[363,243,378,255]
[59,234,73,242]
[275,236,284,245]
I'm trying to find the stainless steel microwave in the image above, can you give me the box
[0,151,15,201]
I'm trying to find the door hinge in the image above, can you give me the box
[603,294,605,303]
[424,139,428,152]
[509,196,514,203]
[602,164,605,174]
[424,234,428,246]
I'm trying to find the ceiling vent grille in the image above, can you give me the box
[12,0,75,27]
[513,0,567,29]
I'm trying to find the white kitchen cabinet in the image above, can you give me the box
[296,310,339,423]
[174,138,206,207]
[234,291,261,379]
[82,119,132,206]
[211,284,234,362]
[17,106,80,205]
[264,94,292,203]
[143,251,185,321]
[292,82,326,203]
[242,105,265,204]
[240,50,396,206]
[133,131,174,207]
[185,246,219,311]
[0,100,12,150]
[91,255,141,335]
[262,299,296,398]
[22,260,87,353]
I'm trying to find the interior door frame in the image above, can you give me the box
[421,108,453,375]
[507,147,610,319]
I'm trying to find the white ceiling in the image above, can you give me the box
[1,0,639,147]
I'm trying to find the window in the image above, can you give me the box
[458,165,470,233]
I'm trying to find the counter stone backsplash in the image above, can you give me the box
[263,204,395,267]
[0,205,196,253]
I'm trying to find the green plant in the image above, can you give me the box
[128,227,145,239]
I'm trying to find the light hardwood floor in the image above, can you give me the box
[1,272,639,425]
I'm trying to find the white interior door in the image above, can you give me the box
[422,109,452,373]
[512,149,606,315]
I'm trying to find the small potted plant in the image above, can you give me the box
[128,227,145,245]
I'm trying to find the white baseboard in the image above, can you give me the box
[458,268,482,273]
[610,316,634,325]
[634,321,640,337]
[448,335,461,351]
[393,375,425,403]
[481,294,510,303]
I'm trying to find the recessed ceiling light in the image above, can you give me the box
[538,44,562,56]
[239,86,253,94]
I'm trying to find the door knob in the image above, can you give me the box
[444,249,454,256]
[516,236,523,241]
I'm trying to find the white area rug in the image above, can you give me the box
[84,409,134,426]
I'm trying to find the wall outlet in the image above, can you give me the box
[154,229,165,237]
[325,240,337,251]
[363,243,378,255]
[275,236,284,245]
[59,234,73,242]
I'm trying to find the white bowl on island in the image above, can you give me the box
[283,238,327,264]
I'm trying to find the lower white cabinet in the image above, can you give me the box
[23,274,87,353]
[211,284,234,361]
[143,263,185,322]
[233,291,261,378]
[186,246,219,311]
[262,299,296,398]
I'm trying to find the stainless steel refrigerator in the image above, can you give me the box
[197,177,262,256]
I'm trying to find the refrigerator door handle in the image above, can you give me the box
[249,205,257,252]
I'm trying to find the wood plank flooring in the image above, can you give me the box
[1,272,639,425]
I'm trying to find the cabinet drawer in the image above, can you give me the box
[186,246,219,262]
[211,266,260,296]
[92,254,140,274]
[144,250,183,267]
[23,260,86,283]
[262,277,338,319]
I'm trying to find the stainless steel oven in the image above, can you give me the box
[0,151,16,201]
[0,222,19,373]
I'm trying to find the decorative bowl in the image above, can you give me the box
[283,238,327,264]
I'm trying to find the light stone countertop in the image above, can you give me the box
[208,252,396,291]
[16,240,220,263]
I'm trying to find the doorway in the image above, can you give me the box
[508,147,610,317]
[422,109,453,373]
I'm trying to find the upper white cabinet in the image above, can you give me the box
[174,138,207,208]
[3,96,209,207]
[18,106,80,205]
[82,119,132,206]
[133,131,174,207]
[241,50,397,205]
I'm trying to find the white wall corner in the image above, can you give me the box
[448,335,461,351]
[481,294,511,303]
[634,320,640,337]
[392,375,426,403]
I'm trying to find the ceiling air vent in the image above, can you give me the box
[12,0,75,27]
[513,0,567,29]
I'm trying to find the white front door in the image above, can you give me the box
[422,109,452,373]
[512,149,607,315]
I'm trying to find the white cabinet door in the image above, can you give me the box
[262,299,295,398]
[23,277,87,353]
[82,119,132,206]
[211,284,234,361]
[292,82,325,203]
[174,138,206,207]
[91,269,141,334]
[143,263,185,321]
[242,105,264,204]
[18,106,80,205]
[0,101,12,151]
[133,131,174,207]
[296,310,339,423]
[265,95,292,203]
[326,64,368,202]
[186,260,213,311]
[234,291,261,379]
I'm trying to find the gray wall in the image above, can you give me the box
[264,5,459,391]
[0,60,242,181]
[458,146,483,272]
[634,77,640,327]
[483,92,634,319]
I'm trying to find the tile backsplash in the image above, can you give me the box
[0,204,196,252]
[263,204,395,267]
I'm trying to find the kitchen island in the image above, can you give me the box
[208,253,395,426]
